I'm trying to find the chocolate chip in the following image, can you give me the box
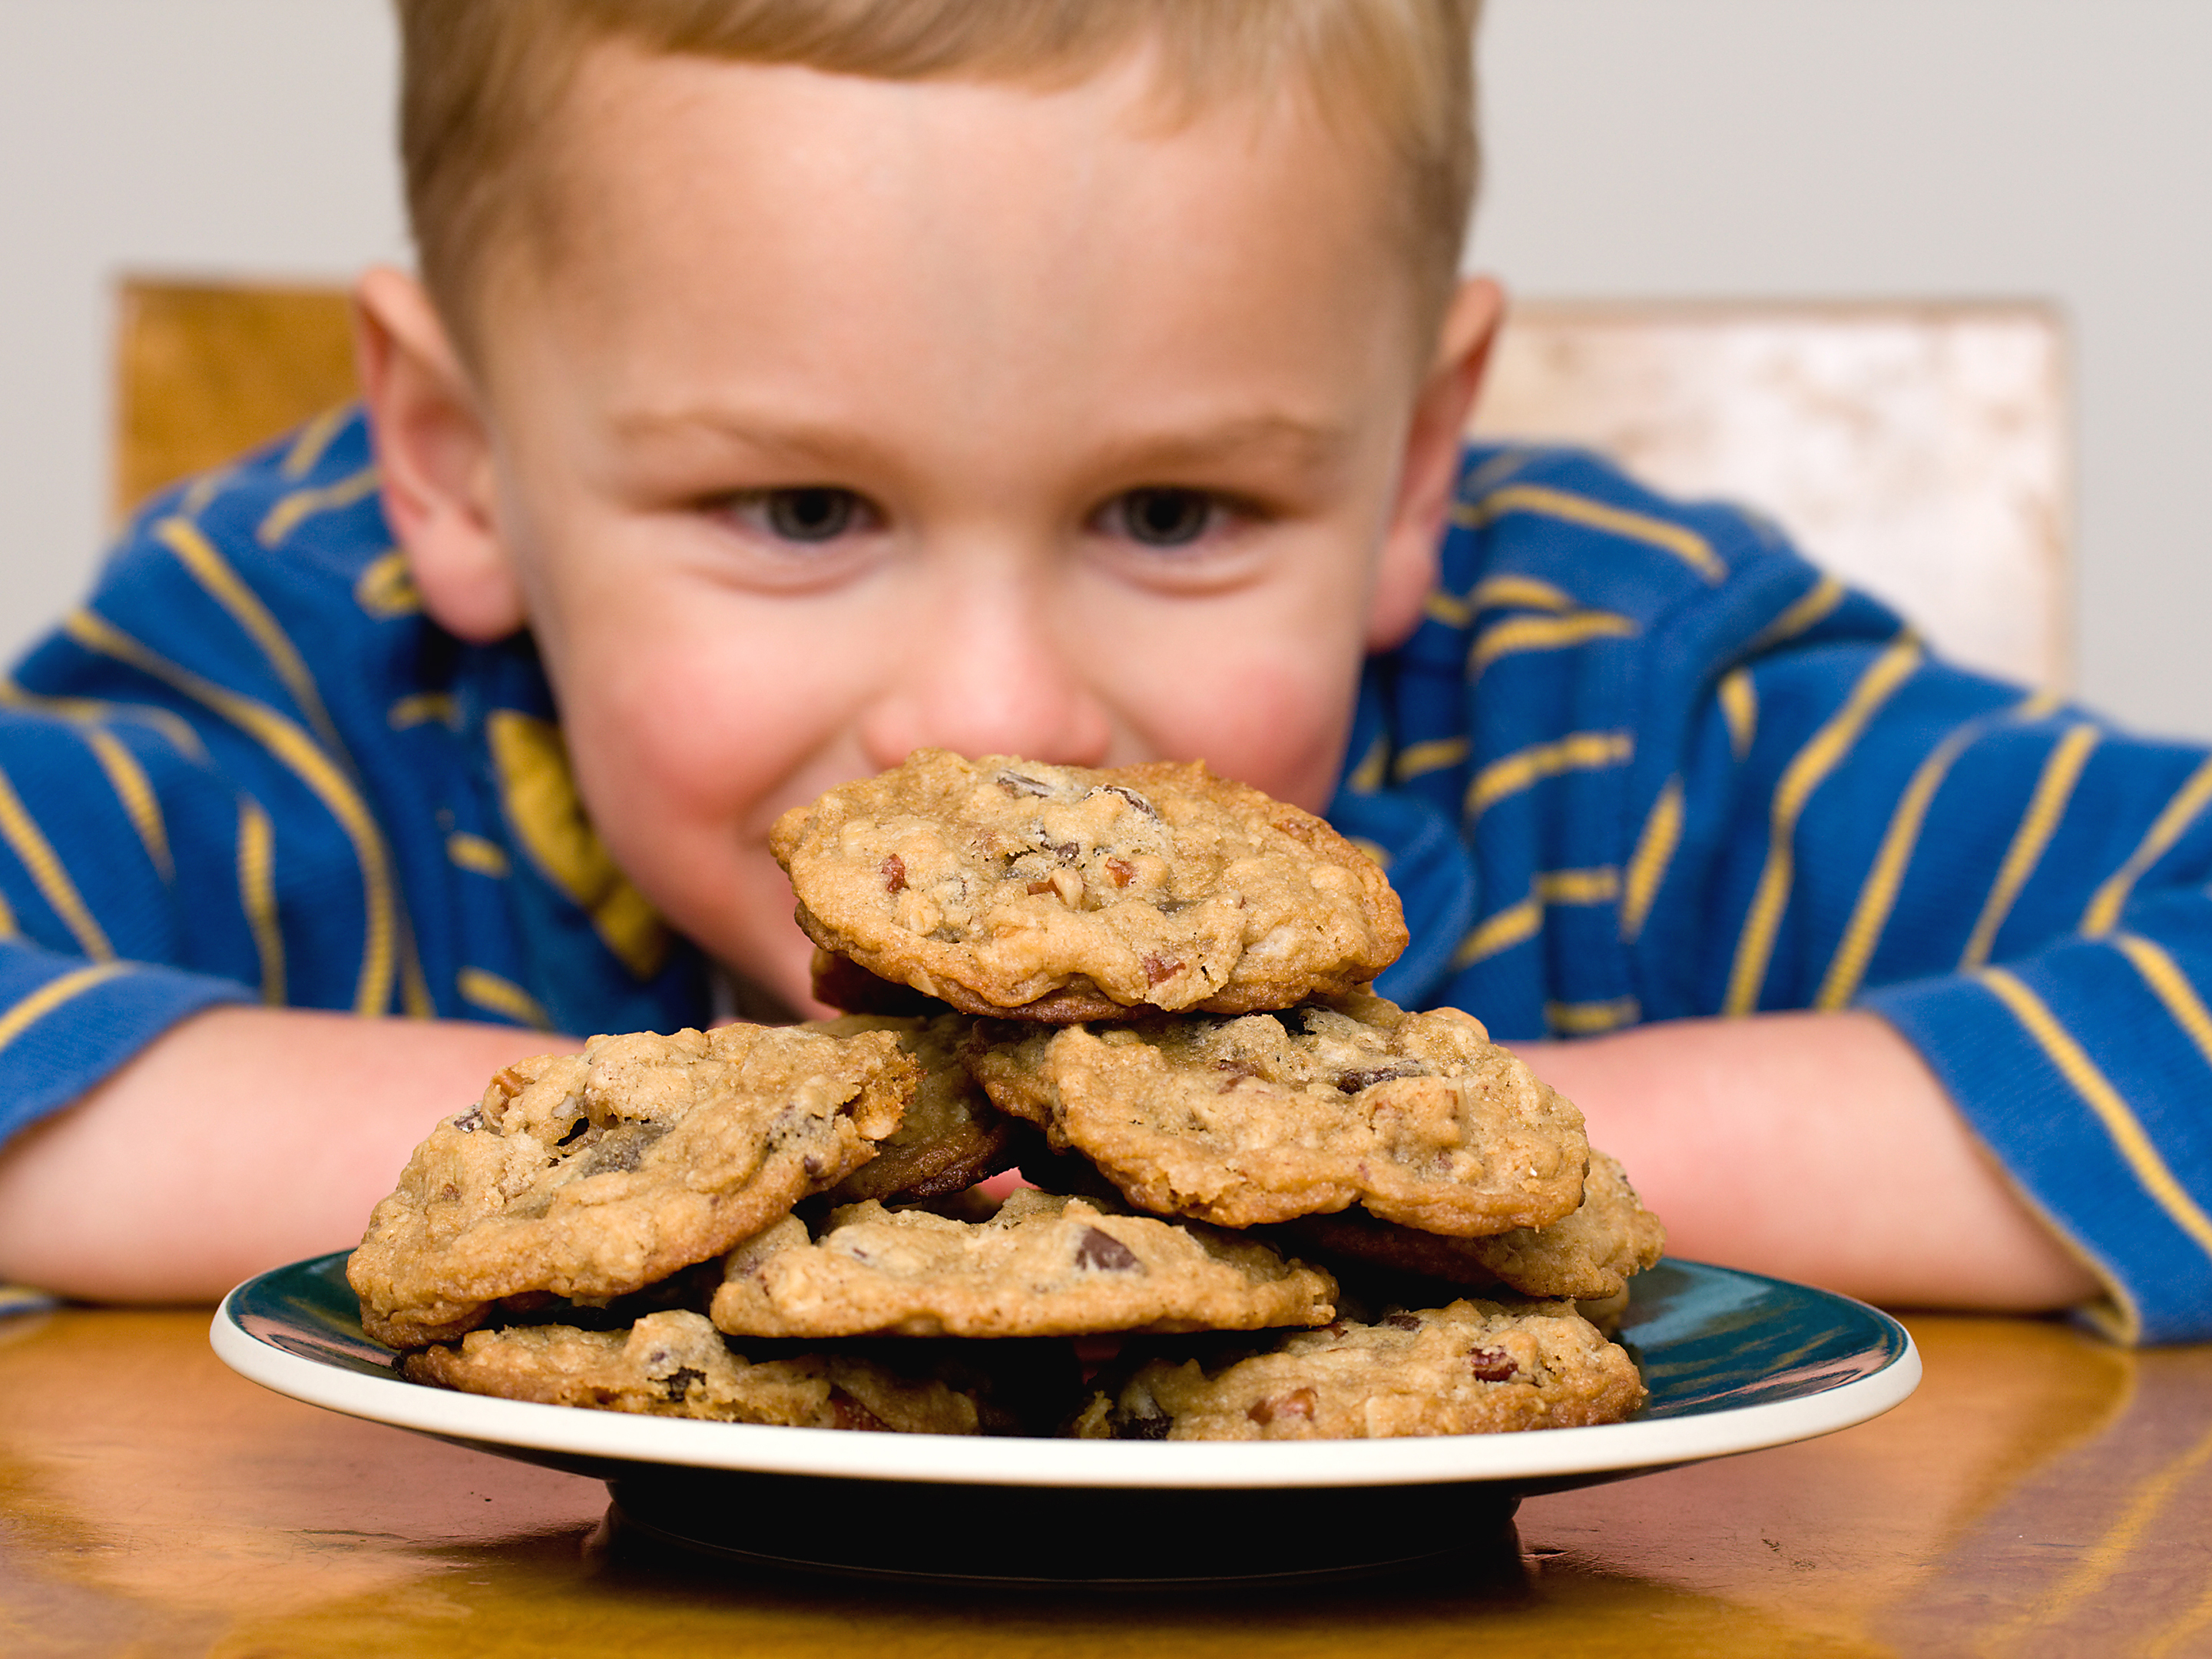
[1142,953,1181,986]
[1073,1226,1142,1272]
[656,1365,706,1403]
[1467,1346,1519,1382]
[1105,856,1135,887]
[996,770,1053,797]
[1091,783,1160,820]
[581,1120,667,1174]
[1052,841,1081,863]
[1114,1405,1173,1440]
[882,854,907,893]
[1335,1065,1422,1094]
[1382,1312,1423,1330]
[1248,1387,1317,1425]
[829,1388,890,1432]
[452,1106,483,1134]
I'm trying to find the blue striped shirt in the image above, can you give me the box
[3,412,2207,1341]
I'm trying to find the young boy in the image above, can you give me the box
[0,1,2202,1339]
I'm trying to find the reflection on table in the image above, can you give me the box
[2,1302,2207,1657]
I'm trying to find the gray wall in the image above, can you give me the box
[3,1,2207,737]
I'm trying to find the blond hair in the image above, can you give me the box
[395,0,1481,349]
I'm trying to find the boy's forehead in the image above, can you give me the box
[487,44,1426,421]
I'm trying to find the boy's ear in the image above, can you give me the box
[1367,275,1506,653]
[353,267,528,643]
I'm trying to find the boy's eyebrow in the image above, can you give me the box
[606,406,1355,478]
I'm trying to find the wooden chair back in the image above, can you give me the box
[113,277,358,519]
[1470,300,2068,687]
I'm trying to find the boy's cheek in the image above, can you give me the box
[1108,638,1363,813]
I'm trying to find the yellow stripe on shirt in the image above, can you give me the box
[1535,867,1620,905]
[156,516,351,761]
[447,833,511,879]
[81,726,173,884]
[2114,932,2212,1078]
[0,762,113,962]
[2081,755,2212,938]
[1962,722,2101,969]
[1426,573,1579,631]
[1452,870,1622,973]
[1815,715,1988,1009]
[1343,732,1389,796]
[1464,730,1633,819]
[1547,997,1641,1036]
[1717,668,1758,760]
[1456,484,1727,583]
[0,962,131,1058]
[1621,776,1684,942]
[1452,896,1542,970]
[1743,576,1846,656]
[1466,574,1575,614]
[1724,634,1923,1015]
[64,608,400,1016]
[0,680,207,763]
[280,406,353,480]
[1468,610,1637,679]
[1393,737,1469,783]
[237,796,285,1005]
[458,967,554,1031]
[257,465,381,548]
[1980,965,2212,1265]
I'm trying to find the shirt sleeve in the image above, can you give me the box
[0,698,260,1144]
[1630,565,2212,1344]
[0,442,415,1147]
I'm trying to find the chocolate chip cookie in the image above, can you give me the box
[967,992,1589,1233]
[772,750,1407,1019]
[803,1013,1020,1205]
[1071,1299,1644,1439]
[349,1025,915,1350]
[405,1309,1001,1433]
[1269,1150,1664,1300]
[708,1189,1338,1339]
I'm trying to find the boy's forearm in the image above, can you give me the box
[1512,1010,2100,1312]
[0,1007,561,1303]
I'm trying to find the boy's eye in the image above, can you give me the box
[720,485,875,545]
[1107,487,1220,548]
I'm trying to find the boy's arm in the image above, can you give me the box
[1513,1010,2100,1311]
[0,1006,558,1302]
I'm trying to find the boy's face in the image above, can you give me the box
[369,45,1496,1012]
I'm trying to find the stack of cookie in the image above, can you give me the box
[351,750,1660,1439]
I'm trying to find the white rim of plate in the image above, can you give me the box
[211,1286,1921,1491]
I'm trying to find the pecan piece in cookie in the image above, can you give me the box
[806,1013,1022,1205]
[404,1310,1007,1434]
[1268,1151,1664,1300]
[1071,1299,1642,1440]
[709,1190,1338,1339]
[349,1025,915,1349]
[968,992,1588,1233]
[772,750,1406,1019]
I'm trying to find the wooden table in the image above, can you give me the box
[4,1303,2209,1657]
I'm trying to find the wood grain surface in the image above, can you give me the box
[2,1303,2207,1657]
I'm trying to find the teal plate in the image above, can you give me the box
[214,1253,1917,1582]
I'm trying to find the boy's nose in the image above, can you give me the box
[856,576,1114,771]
